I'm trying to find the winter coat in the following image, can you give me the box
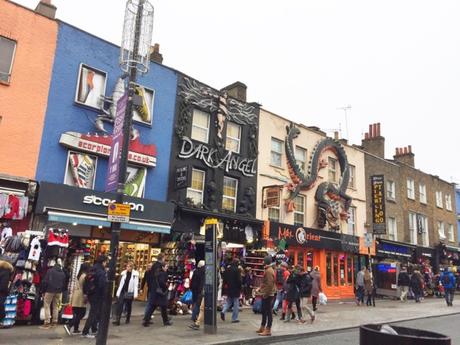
[364,273,374,294]
[71,273,87,308]
[223,263,242,298]
[152,270,168,307]
[116,270,139,299]
[356,270,365,287]
[42,265,66,294]
[141,268,153,292]
[410,272,423,293]
[191,266,205,302]
[285,272,301,302]
[397,271,410,287]
[440,272,456,290]
[299,272,313,298]
[0,260,13,297]
[259,265,276,298]
[311,271,322,298]
[91,262,108,299]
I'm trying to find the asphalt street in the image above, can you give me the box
[269,314,460,345]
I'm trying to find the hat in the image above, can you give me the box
[198,260,205,268]
[263,255,272,266]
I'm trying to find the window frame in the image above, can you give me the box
[437,221,446,239]
[270,138,283,168]
[436,191,443,208]
[186,168,205,205]
[445,194,452,211]
[191,109,210,143]
[225,121,241,154]
[268,206,280,222]
[409,212,417,245]
[328,157,338,183]
[348,165,356,189]
[387,216,397,241]
[293,195,305,226]
[0,36,17,84]
[419,214,429,247]
[386,180,396,201]
[222,176,238,212]
[448,224,455,242]
[294,146,307,174]
[347,206,356,235]
[406,178,415,200]
[419,183,427,204]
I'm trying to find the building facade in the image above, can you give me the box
[456,187,460,244]
[257,109,366,299]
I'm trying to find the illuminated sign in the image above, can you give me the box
[371,175,386,234]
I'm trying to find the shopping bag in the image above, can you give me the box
[62,304,73,320]
[180,290,193,305]
[319,292,328,305]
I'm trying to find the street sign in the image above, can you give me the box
[364,233,373,248]
[107,202,131,223]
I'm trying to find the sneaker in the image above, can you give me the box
[63,324,71,335]
[220,312,225,321]
[72,330,82,335]
[39,323,52,330]
[81,334,95,339]
[273,309,277,316]
[164,321,173,326]
[188,324,200,330]
[231,320,240,323]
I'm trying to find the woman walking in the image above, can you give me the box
[285,266,304,323]
[411,270,424,303]
[310,266,322,312]
[256,255,276,337]
[364,268,375,307]
[64,263,90,335]
[299,267,315,322]
[113,261,139,325]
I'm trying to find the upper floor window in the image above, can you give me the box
[191,109,210,143]
[445,194,452,211]
[409,212,417,245]
[347,206,356,235]
[222,176,238,212]
[418,214,429,247]
[436,191,443,208]
[270,138,283,167]
[225,122,241,153]
[186,169,205,205]
[268,206,280,222]
[437,221,446,240]
[419,184,427,204]
[0,36,16,84]
[387,217,397,241]
[386,180,396,201]
[448,224,455,242]
[407,178,415,200]
[295,146,307,174]
[348,165,356,189]
[293,195,305,226]
[328,157,337,183]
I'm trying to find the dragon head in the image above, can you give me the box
[286,123,300,139]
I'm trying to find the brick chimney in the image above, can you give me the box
[35,0,56,19]
[361,123,385,158]
[149,43,163,64]
[221,81,247,102]
[394,145,415,167]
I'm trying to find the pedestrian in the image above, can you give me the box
[410,269,424,303]
[355,267,365,306]
[364,268,375,307]
[221,258,242,323]
[310,266,322,312]
[256,255,276,337]
[81,255,108,338]
[153,262,173,326]
[0,260,13,321]
[113,261,139,325]
[188,296,205,330]
[64,262,90,335]
[273,261,290,319]
[440,267,456,307]
[190,260,205,324]
[299,267,315,323]
[243,267,254,305]
[285,265,304,323]
[398,266,411,302]
[142,253,165,327]
[40,260,66,329]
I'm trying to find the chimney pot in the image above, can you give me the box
[149,43,163,64]
[364,132,369,139]
[334,131,339,140]
[35,0,56,19]
[368,124,373,138]
[395,148,399,155]
[408,145,412,153]
[376,123,381,136]
[221,81,247,102]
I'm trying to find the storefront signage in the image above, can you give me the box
[377,242,412,257]
[83,195,144,212]
[269,222,359,253]
[178,136,257,177]
[174,165,191,190]
[371,175,386,234]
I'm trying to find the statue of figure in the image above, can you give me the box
[238,186,255,215]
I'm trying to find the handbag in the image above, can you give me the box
[180,290,193,305]
[124,292,134,300]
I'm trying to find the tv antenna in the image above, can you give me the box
[337,105,351,140]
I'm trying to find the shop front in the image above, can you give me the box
[267,221,359,300]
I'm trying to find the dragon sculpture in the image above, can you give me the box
[285,123,352,231]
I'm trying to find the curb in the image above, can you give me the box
[209,311,460,345]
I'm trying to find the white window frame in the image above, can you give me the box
[445,194,452,211]
[293,195,305,226]
[348,165,356,189]
[328,157,338,183]
[436,191,443,208]
[409,212,417,245]
[270,138,283,167]
[222,176,238,212]
[191,109,210,143]
[407,178,415,200]
[387,217,397,241]
[448,224,455,242]
[186,169,205,205]
[419,184,427,204]
[347,206,356,235]
[268,206,280,222]
[295,146,307,174]
[0,36,17,84]
[419,214,429,247]
[225,122,241,154]
[437,221,446,240]
[386,180,396,201]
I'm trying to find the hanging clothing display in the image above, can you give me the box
[1,194,29,220]
[1,227,13,242]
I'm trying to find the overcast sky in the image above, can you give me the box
[16,0,460,184]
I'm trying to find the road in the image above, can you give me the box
[269,314,459,345]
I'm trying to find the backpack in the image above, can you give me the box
[276,268,284,285]
[83,269,97,295]
[442,273,450,286]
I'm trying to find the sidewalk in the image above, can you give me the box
[1,298,458,345]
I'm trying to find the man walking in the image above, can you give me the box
[355,267,365,306]
[440,267,456,306]
[397,266,410,302]
[40,260,66,329]
[221,258,242,323]
[190,260,205,324]
[257,255,276,336]
[143,253,165,326]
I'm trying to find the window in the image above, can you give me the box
[293,195,305,226]
[436,191,443,208]
[418,214,429,247]
[268,207,280,222]
[222,176,238,212]
[437,221,445,240]
[191,109,210,143]
[419,184,427,204]
[409,212,417,245]
[407,178,415,199]
[270,138,283,167]
[0,36,16,84]
[186,169,205,205]
[225,122,241,153]
[348,165,356,189]
[448,224,455,242]
[326,252,353,287]
[347,207,356,235]
[295,146,307,174]
[328,157,337,183]
[388,217,397,241]
[445,194,452,211]
[386,180,396,200]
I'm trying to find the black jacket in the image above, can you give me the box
[191,266,205,300]
[286,272,301,302]
[299,272,313,298]
[223,263,242,298]
[43,265,66,293]
[141,268,154,292]
[152,270,168,307]
[92,262,108,298]
[398,272,410,287]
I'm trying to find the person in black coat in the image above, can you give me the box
[299,268,315,322]
[284,266,304,323]
[0,260,13,321]
[410,270,424,303]
[40,261,66,328]
[190,260,205,323]
[151,263,172,326]
[143,254,170,326]
[220,258,242,322]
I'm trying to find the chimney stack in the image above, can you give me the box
[149,43,163,64]
[35,0,56,19]
[361,122,385,158]
[221,81,247,102]
[394,145,415,167]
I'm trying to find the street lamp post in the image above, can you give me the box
[96,1,153,344]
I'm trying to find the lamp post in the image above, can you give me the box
[96,1,153,344]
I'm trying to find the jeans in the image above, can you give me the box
[356,286,365,304]
[115,293,133,322]
[400,286,409,301]
[287,299,302,319]
[191,294,202,322]
[312,296,318,311]
[43,292,62,324]
[273,290,284,311]
[222,296,240,321]
[413,289,422,303]
[261,296,274,329]
[71,307,86,331]
[82,297,102,335]
[444,288,455,306]
[300,297,314,318]
[143,290,155,321]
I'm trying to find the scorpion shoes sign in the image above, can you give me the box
[371,175,386,235]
